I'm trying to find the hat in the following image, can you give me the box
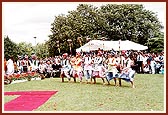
[97,52,102,56]
[121,50,126,55]
[62,53,68,57]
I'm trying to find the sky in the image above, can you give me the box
[2,2,166,46]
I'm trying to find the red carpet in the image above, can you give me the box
[4,91,57,111]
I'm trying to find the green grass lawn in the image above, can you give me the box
[4,74,165,112]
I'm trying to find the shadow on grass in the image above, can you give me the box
[57,80,132,88]
[45,78,133,89]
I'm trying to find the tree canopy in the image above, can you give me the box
[4,36,18,61]
[4,4,164,60]
[4,36,49,61]
[48,4,164,56]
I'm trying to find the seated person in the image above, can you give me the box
[38,60,46,79]
[52,60,61,77]
[45,60,53,78]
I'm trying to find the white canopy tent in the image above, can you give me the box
[76,40,111,52]
[119,40,148,51]
[76,40,148,52]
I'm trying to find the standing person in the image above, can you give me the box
[16,56,23,73]
[150,57,156,74]
[159,51,164,66]
[120,51,126,67]
[73,52,83,83]
[155,59,161,74]
[92,52,106,84]
[119,57,136,88]
[70,55,77,82]
[6,56,14,75]
[132,52,138,73]
[5,56,14,83]
[105,53,118,85]
[83,52,93,83]
[136,51,144,73]
[60,53,71,82]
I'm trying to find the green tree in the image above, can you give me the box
[49,4,100,56]
[99,4,163,44]
[17,42,49,59]
[144,31,164,53]
[4,36,18,61]
[49,4,163,55]
[146,38,164,53]
[17,42,34,57]
[36,42,49,59]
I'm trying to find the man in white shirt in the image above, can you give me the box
[60,53,71,82]
[136,51,144,73]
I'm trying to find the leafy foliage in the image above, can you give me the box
[148,37,164,53]
[49,4,164,56]
[17,42,34,57]
[4,4,164,59]
[36,42,49,59]
[4,36,18,61]
[144,32,164,53]
[4,36,49,60]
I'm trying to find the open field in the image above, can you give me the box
[4,74,165,112]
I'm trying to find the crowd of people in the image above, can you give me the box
[4,49,164,88]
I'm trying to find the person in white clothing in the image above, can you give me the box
[136,51,144,73]
[92,53,106,84]
[150,57,156,74]
[16,56,23,73]
[5,56,14,84]
[83,53,93,83]
[6,57,14,75]
[119,57,136,88]
[143,64,150,74]
[60,53,71,82]
[38,60,46,79]
[105,53,118,85]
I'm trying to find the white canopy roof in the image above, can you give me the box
[76,40,148,52]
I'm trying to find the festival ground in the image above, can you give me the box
[4,74,164,112]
